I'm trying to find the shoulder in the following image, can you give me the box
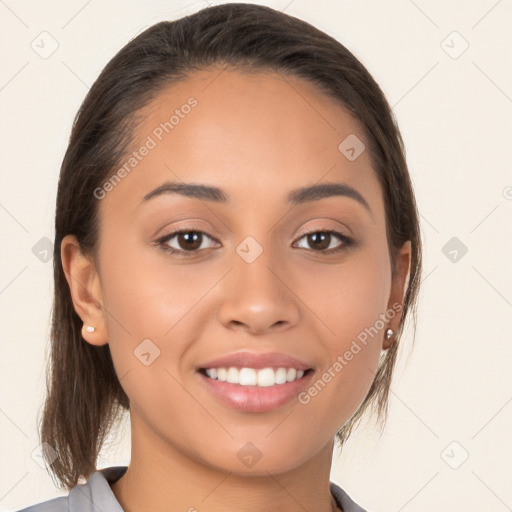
[330,481,368,512]
[14,466,128,512]
[14,496,68,512]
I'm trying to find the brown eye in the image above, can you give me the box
[157,228,353,257]
[175,231,202,251]
[294,230,353,253]
[158,229,218,256]
[306,232,331,251]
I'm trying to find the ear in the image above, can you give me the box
[60,234,108,346]
[383,240,412,350]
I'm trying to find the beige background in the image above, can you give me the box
[1,0,511,510]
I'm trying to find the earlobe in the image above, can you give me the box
[61,234,108,346]
[382,240,412,350]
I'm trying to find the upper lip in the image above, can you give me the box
[197,351,313,371]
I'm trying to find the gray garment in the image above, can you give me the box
[16,466,367,512]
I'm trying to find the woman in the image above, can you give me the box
[18,3,422,511]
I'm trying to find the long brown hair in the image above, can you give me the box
[41,2,422,490]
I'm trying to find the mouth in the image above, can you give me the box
[197,366,314,412]
[198,366,313,387]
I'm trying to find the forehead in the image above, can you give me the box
[98,68,383,218]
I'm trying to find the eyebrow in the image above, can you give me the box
[142,181,372,215]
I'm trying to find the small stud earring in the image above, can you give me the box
[86,326,96,333]
[385,328,394,339]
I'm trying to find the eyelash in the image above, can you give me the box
[155,227,354,257]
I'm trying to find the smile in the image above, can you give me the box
[197,367,314,413]
[200,367,306,387]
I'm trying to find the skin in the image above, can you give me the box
[61,68,411,512]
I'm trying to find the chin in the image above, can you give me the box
[195,438,320,477]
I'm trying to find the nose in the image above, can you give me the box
[217,245,300,336]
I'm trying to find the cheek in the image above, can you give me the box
[297,248,390,412]
[299,241,391,338]
[99,237,206,336]
[97,241,200,382]
[96,245,203,424]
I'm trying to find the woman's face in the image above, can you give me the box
[79,69,410,474]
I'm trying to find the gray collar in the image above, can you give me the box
[66,466,367,512]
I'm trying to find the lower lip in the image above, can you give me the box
[198,371,313,413]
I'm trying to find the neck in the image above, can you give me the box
[110,410,339,512]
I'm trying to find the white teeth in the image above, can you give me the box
[226,367,238,384]
[239,368,257,386]
[257,368,275,387]
[206,368,217,379]
[275,367,287,384]
[203,366,307,387]
[286,368,297,381]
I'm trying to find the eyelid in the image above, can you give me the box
[292,228,354,252]
[294,218,353,239]
[156,225,220,247]
[155,224,351,244]
[294,225,350,241]
[155,223,354,257]
[152,217,216,239]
